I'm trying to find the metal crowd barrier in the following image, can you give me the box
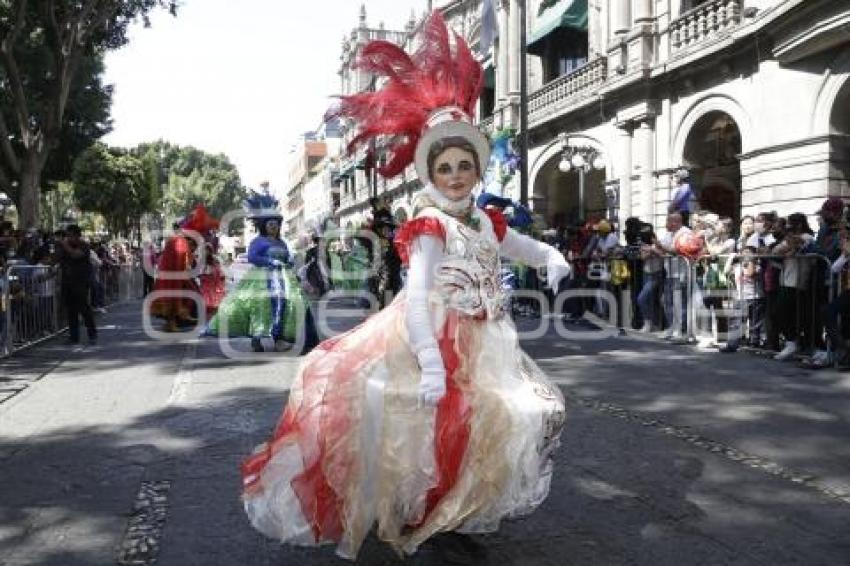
[106,262,144,304]
[548,252,693,335]
[687,253,835,352]
[0,262,143,358]
[1,264,62,357]
[566,251,837,355]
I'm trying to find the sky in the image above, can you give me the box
[103,0,424,191]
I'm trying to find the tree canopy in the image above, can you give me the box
[71,141,248,238]
[72,143,151,237]
[0,0,177,229]
[138,141,248,234]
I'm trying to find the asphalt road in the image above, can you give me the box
[0,300,848,565]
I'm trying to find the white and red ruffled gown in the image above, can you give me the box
[241,189,568,559]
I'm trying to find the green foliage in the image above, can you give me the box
[43,56,114,188]
[0,33,113,190]
[69,139,248,239]
[39,181,104,233]
[0,0,178,229]
[72,143,151,237]
[137,141,248,235]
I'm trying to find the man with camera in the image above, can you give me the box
[55,225,97,345]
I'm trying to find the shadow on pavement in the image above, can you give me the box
[519,320,850,498]
[1,382,849,565]
[1,306,849,565]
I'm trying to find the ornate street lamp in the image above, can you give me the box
[557,134,605,222]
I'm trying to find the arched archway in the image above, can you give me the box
[830,78,850,133]
[530,135,611,186]
[828,77,850,197]
[682,111,742,224]
[812,48,850,136]
[673,94,752,163]
[532,153,608,229]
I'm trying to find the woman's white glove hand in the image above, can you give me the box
[269,259,284,269]
[547,258,571,291]
[417,346,446,408]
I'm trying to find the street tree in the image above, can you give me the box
[72,142,151,238]
[0,0,177,230]
[138,141,248,234]
[43,55,114,190]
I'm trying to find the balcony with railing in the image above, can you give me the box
[528,57,607,127]
[670,0,743,55]
[364,28,408,44]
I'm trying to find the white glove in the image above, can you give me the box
[417,346,446,408]
[546,257,571,291]
[269,259,284,270]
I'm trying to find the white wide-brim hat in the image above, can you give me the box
[414,106,491,183]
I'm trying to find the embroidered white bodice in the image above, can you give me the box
[430,210,506,320]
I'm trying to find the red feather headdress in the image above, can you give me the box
[181,204,220,234]
[327,11,489,180]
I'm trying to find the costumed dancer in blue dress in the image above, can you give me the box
[206,192,318,353]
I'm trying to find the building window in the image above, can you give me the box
[481,64,496,117]
[681,0,710,13]
[540,30,588,83]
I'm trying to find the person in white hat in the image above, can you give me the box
[240,12,570,560]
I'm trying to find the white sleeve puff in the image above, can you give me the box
[499,228,570,289]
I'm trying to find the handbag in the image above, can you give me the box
[610,259,631,286]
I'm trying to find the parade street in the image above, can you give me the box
[0,300,848,566]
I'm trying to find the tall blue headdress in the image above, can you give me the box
[244,191,283,220]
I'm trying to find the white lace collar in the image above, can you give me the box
[419,184,475,216]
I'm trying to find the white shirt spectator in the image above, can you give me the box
[659,226,693,280]
[746,232,776,250]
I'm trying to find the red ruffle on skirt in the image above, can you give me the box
[241,301,474,544]
[422,311,471,521]
[242,304,397,543]
[199,266,226,316]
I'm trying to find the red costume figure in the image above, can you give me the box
[199,242,226,317]
[150,204,220,331]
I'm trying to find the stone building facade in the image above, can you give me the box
[327,0,850,233]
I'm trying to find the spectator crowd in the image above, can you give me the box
[530,195,850,370]
[0,215,143,353]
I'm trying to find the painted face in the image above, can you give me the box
[431,147,478,201]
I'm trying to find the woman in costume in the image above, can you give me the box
[183,204,225,318]
[198,241,226,317]
[149,204,219,332]
[206,193,318,353]
[241,13,569,559]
